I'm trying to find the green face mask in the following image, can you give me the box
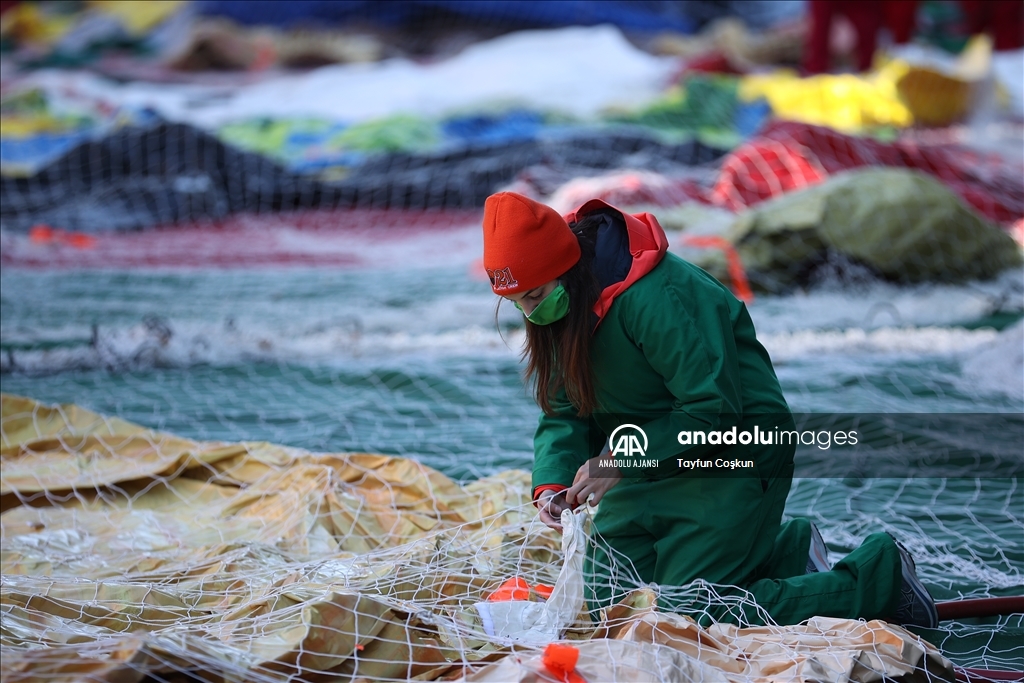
[514,284,570,325]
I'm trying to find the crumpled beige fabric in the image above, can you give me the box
[1,394,536,680]
[1,394,955,683]
[463,607,955,683]
[463,639,734,683]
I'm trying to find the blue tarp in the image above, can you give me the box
[1,132,92,174]
[197,0,699,34]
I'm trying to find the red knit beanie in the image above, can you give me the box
[482,192,581,294]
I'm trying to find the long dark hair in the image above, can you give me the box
[520,214,603,416]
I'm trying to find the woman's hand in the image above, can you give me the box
[537,489,572,532]
[565,453,621,508]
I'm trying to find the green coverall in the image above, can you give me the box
[532,252,902,626]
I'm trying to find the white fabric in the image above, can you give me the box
[11,26,677,129]
[473,508,587,645]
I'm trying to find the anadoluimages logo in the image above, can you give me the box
[608,424,648,458]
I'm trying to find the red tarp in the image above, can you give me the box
[710,121,1024,226]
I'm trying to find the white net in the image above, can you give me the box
[2,2,1023,681]
[2,394,1021,682]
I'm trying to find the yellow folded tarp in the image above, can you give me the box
[739,37,993,131]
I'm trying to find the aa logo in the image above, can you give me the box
[608,424,648,458]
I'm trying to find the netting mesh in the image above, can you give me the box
[2,394,1021,681]
[786,477,1023,671]
[2,2,1024,681]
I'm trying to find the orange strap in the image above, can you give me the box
[681,235,753,303]
[487,577,530,602]
[29,224,97,250]
[543,643,587,683]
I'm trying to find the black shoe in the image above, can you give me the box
[890,535,939,629]
[805,522,831,574]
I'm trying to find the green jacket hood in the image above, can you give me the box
[564,199,670,327]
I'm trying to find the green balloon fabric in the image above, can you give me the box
[696,169,1023,293]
